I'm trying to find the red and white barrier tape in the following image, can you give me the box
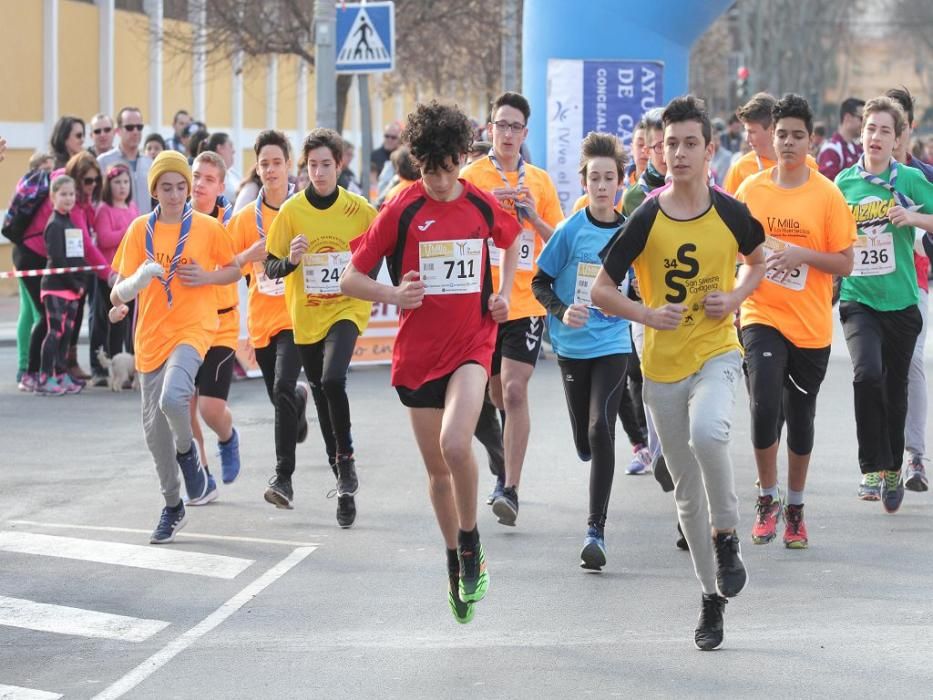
[0,264,108,279]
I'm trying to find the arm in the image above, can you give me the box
[889,207,933,234]
[339,262,424,309]
[766,243,854,277]
[591,269,684,329]
[177,259,242,286]
[264,234,308,278]
[531,268,568,320]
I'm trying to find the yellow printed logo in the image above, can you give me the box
[420,241,454,258]
[850,196,895,227]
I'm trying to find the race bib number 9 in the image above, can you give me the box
[253,262,285,297]
[420,239,483,295]
[851,232,895,277]
[65,228,84,258]
[488,230,535,271]
[303,251,350,294]
[762,235,808,291]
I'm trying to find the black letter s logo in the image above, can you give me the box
[664,244,700,303]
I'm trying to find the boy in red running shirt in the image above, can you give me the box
[341,101,521,623]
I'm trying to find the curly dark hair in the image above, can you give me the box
[772,93,813,134]
[403,101,473,172]
[662,95,712,145]
[577,132,628,179]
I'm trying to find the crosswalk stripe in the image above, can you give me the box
[0,684,63,700]
[0,532,253,580]
[0,596,169,642]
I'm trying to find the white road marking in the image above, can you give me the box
[6,521,321,547]
[91,546,315,700]
[0,684,63,700]
[0,532,253,580]
[0,596,169,642]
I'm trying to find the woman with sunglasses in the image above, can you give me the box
[49,116,86,169]
[17,152,111,390]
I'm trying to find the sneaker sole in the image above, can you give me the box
[491,498,517,526]
[580,543,606,571]
[882,497,904,514]
[459,572,489,603]
[905,476,928,492]
[264,489,293,509]
[188,486,219,506]
[858,489,881,501]
[448,592,475,624]
[694,637,724,651]
[751,533,776,545]
[150,513,188,544]
[784,539,809,549]
[337,496,356,528]
[717,558,748,598]
[625,466,649,475]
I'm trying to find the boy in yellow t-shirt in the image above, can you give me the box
[735,94,855,549]
[108,150,241,544]
[264,128,377,528]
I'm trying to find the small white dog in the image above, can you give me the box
[96,347,137,392]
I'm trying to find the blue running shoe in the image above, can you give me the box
[177,444,208,502]
[882,469,905,514]
[580,524,607,571]
[188,473,218,506]
[150,502,187,544]
[219,428,241,484]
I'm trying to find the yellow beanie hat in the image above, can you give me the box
[148,150,192,197]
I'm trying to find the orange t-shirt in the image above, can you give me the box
[460,156,563,319]
[724,151,819,194]
[228,198,293,349]
[382,178,417,205]
[736,168,856,348]
[208,207,240,350]
[114,211,236,373]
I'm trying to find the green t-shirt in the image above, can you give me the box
[835,162,933,311]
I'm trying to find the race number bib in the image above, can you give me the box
[574,262,601,307]
[302,251,350,295]
[488,230,535,271]
[65,228,84,258]
[419,239,483,295]
[253,262,284,297]
[851,232,895,277]
[762,236,808,291]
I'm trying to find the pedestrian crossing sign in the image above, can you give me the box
[335,2,395,74]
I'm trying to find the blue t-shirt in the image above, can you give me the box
[536,208,632,359]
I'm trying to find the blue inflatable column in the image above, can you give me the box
[521,0,731,209]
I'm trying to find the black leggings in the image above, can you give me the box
[617,334,648,446]
[297,320,359,463]
[839,300,922,473]
[255,330,303,478]
[742,324,830,456]
[90,276,132,372]
[41,295,80,376]
[557,353,629,527]
[473,391,505,478]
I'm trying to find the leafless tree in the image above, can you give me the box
[154,0,508,131]
[886,0,933,105]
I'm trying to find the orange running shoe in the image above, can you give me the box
[751,494,781,544]
[783,504,808,549]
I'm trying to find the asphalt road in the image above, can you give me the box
[1,326,932,699]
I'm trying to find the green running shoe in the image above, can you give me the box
[458,542,489,603]
[448,573,475,624]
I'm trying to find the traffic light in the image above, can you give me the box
[736,66,749,102]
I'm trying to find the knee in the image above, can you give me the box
[440,434,472,469]
[321,374,346,398]
[427,467,453,494]
[272,377,296,405]
[502,378,528,412]
[159,387,190,421]
[690,416,731,458]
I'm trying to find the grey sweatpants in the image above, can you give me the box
[905,288,928,459]
[643,350,742,594]
[139,344,203,507]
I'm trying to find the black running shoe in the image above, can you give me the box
[676,522,689,551]
[486,475,505,505]
[653,454,674,492]
[336,455,359,496]
[492,486,518,526]
[337,494,356,528]
[713,531,747,597]
[264,474,294,509]
[694,593,727,651]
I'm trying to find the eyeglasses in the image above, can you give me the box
[122,124,144,132]
[83,176,102,186]
[384,133,399,140]
[647,141,664,154]
[93,127,113,135]
[493,120,526,134]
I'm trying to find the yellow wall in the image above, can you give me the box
[242,57,267,129]
[0,0,43,122]
[114,9,150,119]
[205,53,233,128]
[59,1,100,119]
[161,18,191,125]
[276,55,298,132]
